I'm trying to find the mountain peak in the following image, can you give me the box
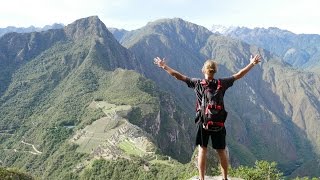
[211,24,237,34]
[122,18,212,51]
[211,25,295,37]
[64,16,113,41]
[150,17,188,24]
[146,18,209,32]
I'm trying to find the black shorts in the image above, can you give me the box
[195,125,226,149]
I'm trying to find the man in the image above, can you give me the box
[154,54,261,180]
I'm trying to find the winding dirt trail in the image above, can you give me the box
[21,140,42,155]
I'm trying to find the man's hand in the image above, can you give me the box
[233,54,262,80]
[154,57,166,69]
[153,56,187,81]
[250,54,262,65]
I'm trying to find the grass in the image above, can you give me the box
[76,136,103,153]
[149,159,175,167]
[94,101,132,116]
[74,117,123,153]
[118,139,146,156]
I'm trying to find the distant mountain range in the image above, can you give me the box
[212,25,320,73]
[107,27,128,42]
[0,17,319,179]
[0,23,64,37]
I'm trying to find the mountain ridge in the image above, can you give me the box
[0,16,319,178]
[212,25,320,72]
[0,23,64,37]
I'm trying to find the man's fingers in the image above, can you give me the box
[254,54,261,60]
[254,55,262,64]
[153,57,164,67]
[154,57,166,67]
[257,55,261,61]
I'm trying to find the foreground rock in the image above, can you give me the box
[190,176,244,180]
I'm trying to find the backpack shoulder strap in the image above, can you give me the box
[217,79,222,90]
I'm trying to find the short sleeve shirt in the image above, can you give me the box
[185,76,235,107]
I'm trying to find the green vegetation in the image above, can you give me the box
[229,160,283,180]
[118,139,145,156]
[78,158,197,180]
[0,167,34,180]
[0,31,185,178]
[0,28,163,179]
[68,158,320,180]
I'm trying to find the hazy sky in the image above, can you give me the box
[1,0,319,34]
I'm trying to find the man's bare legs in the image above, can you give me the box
[216,149,228,179]
[198,146,207,180]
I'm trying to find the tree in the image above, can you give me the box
[230,160,283,180]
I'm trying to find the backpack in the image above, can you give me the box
[194,79,228,132]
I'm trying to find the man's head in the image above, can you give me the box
[202,60,217,78]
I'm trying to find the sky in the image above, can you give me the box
[0,0,319,34]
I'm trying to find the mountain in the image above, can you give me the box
[120,18,213,111]
[0,16,195,179]
[42,23,64,31]
[212,26,320,73]
[0,23,64,37]
[107,27,128,42]
[1,16,319,179]
[211,25,237,35]
[120,18,320,176]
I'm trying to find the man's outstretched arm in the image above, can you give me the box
[233,54,261,80]
[154,57,187,82]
